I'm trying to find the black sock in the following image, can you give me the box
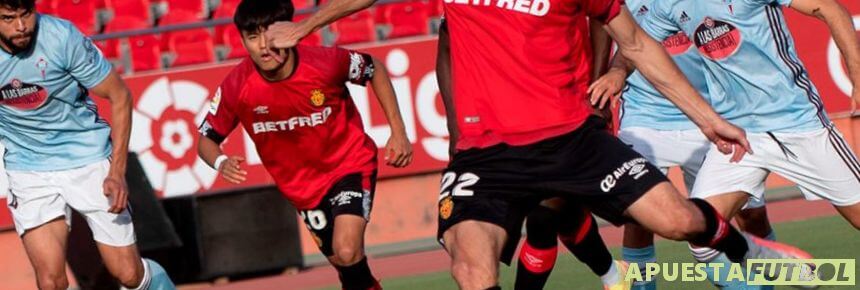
[335,257,377,290]
[689,198,748,263]
[515,206,559,290]
[558,211,613,276]
[485,287,501,290]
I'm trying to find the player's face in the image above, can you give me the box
[241,28,288,73]
[0,6,35,54]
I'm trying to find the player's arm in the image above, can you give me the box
[89,71,132,213]
[437,20,458,158]
[197,133,246,184]
[603,9,752,160]
[589,17,618,118]
[788,0,860,111]
[197,89,246,184]
[265,0,378,49]
[369,57,414,168]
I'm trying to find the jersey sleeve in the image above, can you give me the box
[199,85,239,144]
[62,23,112,89]
[584,0,625,24]
[743,0,792,7]
[638,1,680,41]
[336,48,375,86]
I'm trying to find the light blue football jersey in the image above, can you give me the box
[621,0,710,131]
[0,14,113,171]
[639,0,827,133]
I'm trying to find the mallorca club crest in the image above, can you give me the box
[439,197,454,220]
[0,78,49,110]
[310,89,325,107]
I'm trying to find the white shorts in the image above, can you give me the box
[619,127,766,208]
[6,159,136,246]
[692,127,860,207]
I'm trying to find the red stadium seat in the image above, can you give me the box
[36,0,53,14]
[383,1,430,38]
[293,0,314,11]
[212,1,238,45]
[52,0,98,35]
[166,29,215,67]
[159,9,205,49]
[222,25,248,59]
[331,10,375,45]
[293,13,323,46]
[165,0,207,18]
[427,0,443,17]
[104,16,162,71]
[111,0,152,23]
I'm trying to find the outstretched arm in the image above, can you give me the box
[603,9,751,160]
[789,0,860,112]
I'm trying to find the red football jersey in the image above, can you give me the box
[444,0,624,149]
[201,45,378,210]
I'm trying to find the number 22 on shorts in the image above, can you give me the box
[438,172,480,201]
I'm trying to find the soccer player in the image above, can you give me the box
[0,1,175,289]
[196,1,412,289]
[267,1,819,290]
[624,0,860,284]
[587,1,779,289]
[506,18,631,290]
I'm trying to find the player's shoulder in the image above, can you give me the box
[297,44,351,66]
[36,14,80,39]
[219,58,256,96]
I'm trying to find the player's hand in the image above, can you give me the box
[218,156,248,184]
[265,21,311,51]
[701,119,753,163]
[385,131,413,168]
[103,173,129,214]
[588,68,626,110]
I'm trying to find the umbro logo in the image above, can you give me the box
[680,11,691,24]
[254,106,269,115]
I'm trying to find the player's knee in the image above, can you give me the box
[451,261,494,289]
[113,265,144,288]
[333,245,363,266]
[654,209,702,241]
[36,274,68,290]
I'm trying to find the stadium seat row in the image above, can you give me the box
[35,0,442,73]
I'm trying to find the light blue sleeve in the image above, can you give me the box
[743,0,792,7]
[638,1,681,41]
[62,23,112,89]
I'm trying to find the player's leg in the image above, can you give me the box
[736,205,775,240]
[62,160,175,289]
[555,203,628,290]
[767,127,860,229]
[444,220,507,290]
[7,169,73,290]
[21,219,71,290]
[515,200,561,290]
[621,224,655,290]
[304,172,379,290]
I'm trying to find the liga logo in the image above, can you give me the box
[131,77,218,197]
[626,259,855,286]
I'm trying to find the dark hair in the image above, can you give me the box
[0,0,35,11]
[234,0,294,33]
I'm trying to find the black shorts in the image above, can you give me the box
[299,171,377,257]
[437,116,667,263]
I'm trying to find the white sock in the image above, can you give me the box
[600,261,620,285]
[689,245,721,263]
